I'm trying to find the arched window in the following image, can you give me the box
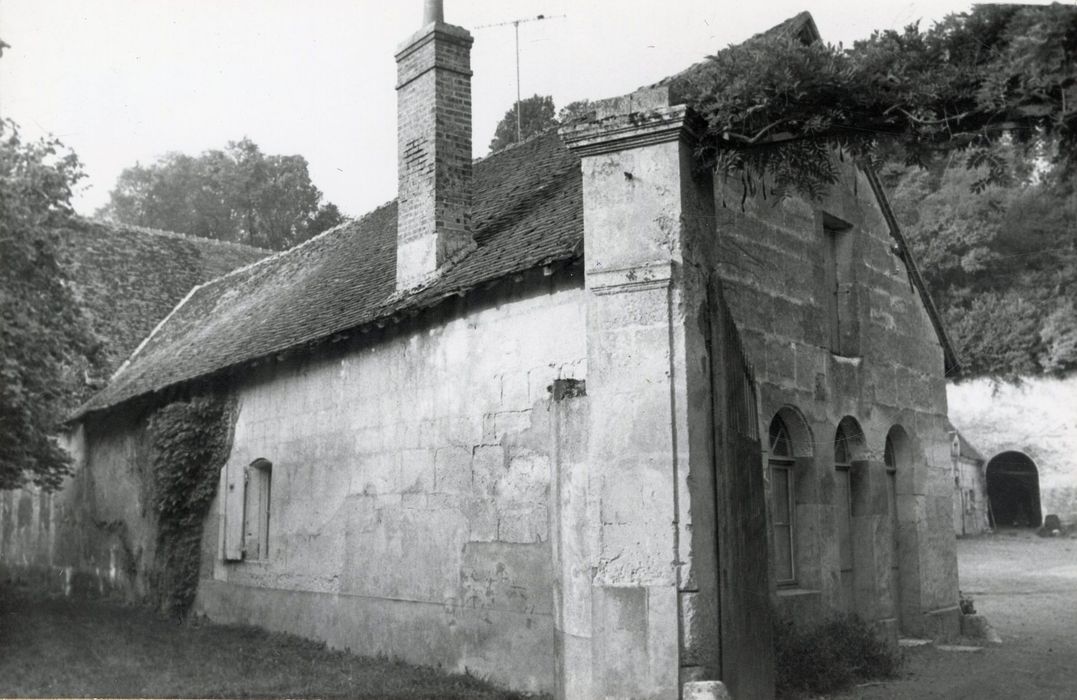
[834,418,864,610]
[769,416,796,585]
[884,426,912,625]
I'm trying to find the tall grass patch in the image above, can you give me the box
[775,614,901,697]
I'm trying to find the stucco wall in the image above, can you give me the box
[0,413,159,599]
[194,276,586,694]
[712,162,959,638]
[948,375,1077,524]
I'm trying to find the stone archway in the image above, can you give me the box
[986,452,1042,528]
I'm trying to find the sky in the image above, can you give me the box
[0,0,1030,220]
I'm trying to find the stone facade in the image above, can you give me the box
[709,155,960,642]
[948,375,1077,527]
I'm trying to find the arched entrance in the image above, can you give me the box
[986,452,1042,528]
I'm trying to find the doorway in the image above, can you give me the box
[985,452,1041,528]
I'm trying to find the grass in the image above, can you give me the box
[0,582,532,698]
[774,614,901,699]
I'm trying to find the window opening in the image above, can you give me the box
[243,458,272,560]
[769,416,796,585]
[835,423,855,607]
[823,213,860,356]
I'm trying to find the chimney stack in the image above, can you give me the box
[395,0,475,291]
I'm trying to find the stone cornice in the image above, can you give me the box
[586,261,674,296]
[560,105,703,158]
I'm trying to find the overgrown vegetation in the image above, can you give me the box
[0,119,104,490]
[683,5,1077,199]
[774,614,901,698]
[146,396,237,617]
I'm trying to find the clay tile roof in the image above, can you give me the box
[74,131,582,418]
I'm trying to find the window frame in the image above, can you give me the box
[242,458,273,561]
[769,417,797,587]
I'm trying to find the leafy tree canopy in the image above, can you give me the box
[0,119,102,490]
[886,144,1077,377]
[682,4,1077,198]
[489,94,558,152]
[97,138,344,251]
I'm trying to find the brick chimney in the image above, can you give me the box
[394,0,475,291]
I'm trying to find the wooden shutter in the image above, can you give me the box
[223,461,245,561]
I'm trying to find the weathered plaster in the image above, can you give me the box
[194,278,586,694]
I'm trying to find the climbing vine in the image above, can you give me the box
[682,4,1077,199]
[145,394,237,617]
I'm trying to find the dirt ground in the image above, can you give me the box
[839,529,1077,699]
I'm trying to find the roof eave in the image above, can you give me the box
[67,251,584,423]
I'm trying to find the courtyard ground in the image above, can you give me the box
[838,529,1077,699]
[2,531,1073,698]
[0,584,526,699]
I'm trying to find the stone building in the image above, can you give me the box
[949,426,989,536]
[949,375,1077,530]
[2,6,963,699]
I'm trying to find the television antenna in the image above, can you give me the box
[475,13,566,143]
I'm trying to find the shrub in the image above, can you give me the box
[774,614,901,697]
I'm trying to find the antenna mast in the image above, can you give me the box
[475,13,566,143]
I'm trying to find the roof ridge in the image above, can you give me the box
[111,283,204,381]
[84,217,272,254]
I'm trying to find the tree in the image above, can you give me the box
[557,100,595,125]
[489,94,557,152]
[98,138,344,250]
[887,143,1077,377]
[0,119,102,490]
[681,4,1077,198]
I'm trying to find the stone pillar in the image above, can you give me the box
[561,88,721,698]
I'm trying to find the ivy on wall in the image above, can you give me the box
[145,394,236,617]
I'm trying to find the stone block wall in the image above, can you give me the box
[711,161,960,638]
[194,276,586,695]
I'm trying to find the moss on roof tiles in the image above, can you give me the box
[56,218,269,390]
